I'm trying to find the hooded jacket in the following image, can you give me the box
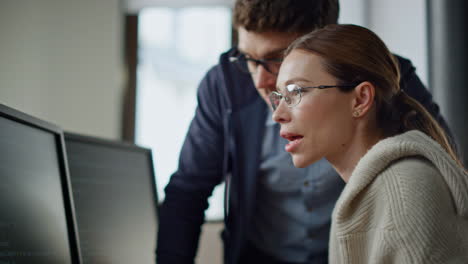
[330,130,468,263]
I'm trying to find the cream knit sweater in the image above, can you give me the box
[329,130,468,263]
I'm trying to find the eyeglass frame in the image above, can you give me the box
[229,52,283,76]
[269,83,357,111]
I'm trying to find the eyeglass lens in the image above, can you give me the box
[232,53,282,75]
[246,58,281,75]
[269,85,302,110]
[269,92,282,110]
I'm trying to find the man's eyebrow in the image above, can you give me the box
[263,48,287,58]
[238,47,287,59]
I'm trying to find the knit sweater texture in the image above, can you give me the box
[329,130,468,263]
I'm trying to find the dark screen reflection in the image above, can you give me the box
[65,137,157,264]
[0,117,73,264]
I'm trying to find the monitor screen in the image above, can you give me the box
[64,133,158,264]
[0,104,81,264]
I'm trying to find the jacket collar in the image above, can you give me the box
[231,96,267,221]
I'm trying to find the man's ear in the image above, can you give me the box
[351,81,375,118]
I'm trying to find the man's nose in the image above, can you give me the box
[253,65,277,90]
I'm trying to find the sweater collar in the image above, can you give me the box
[337,130,468,218]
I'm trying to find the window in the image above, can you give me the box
[136,6,231,220]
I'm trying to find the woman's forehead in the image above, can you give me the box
[276,51,330,89]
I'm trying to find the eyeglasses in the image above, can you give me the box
[229,52,283,76]
[269,83,357,111]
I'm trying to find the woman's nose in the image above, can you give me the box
[272,100,291,124]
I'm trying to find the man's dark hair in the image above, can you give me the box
[233,0,339,33]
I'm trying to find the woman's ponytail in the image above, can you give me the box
[393,90,464,169]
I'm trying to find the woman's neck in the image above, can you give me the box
[327,127,384,183]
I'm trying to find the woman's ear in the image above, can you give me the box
[351,81,375,118]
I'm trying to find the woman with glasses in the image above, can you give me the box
[271,24,468,263]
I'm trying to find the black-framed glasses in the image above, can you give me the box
[229,52,283,76]
[269,83,357,111]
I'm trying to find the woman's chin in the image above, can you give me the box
[292,154,311,168]
[292,154,317,168]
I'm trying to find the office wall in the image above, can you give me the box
[0,0,124,139]
[197,222,224,263]
[367,0,428,86]
[340,0,428,86]
[0,2,222,264]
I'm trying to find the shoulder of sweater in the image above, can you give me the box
[332,156,454,235]
[358,156,439,206]
[365,156,450,211]
[381,156,442,185]
[379,156,447,202]
[346,130,461,198]
[335,130,468,221]
[379,156,456,221]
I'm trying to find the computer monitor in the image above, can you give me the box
[64,133,158,264]
[0,104,82,264]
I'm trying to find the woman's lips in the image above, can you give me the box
[280,132,304,153]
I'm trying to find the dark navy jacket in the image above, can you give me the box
[156,47,450,264]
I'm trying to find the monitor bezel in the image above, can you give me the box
[64,131,159,258]
[0,104,82,264]
[64,131,159,206]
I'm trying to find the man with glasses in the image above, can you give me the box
[157,1,451,264]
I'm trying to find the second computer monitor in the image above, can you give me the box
[64,133,158,264]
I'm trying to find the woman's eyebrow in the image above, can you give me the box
[275,77,312,92]
[284,77,312,85]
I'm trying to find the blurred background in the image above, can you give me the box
[1,0,466,263]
